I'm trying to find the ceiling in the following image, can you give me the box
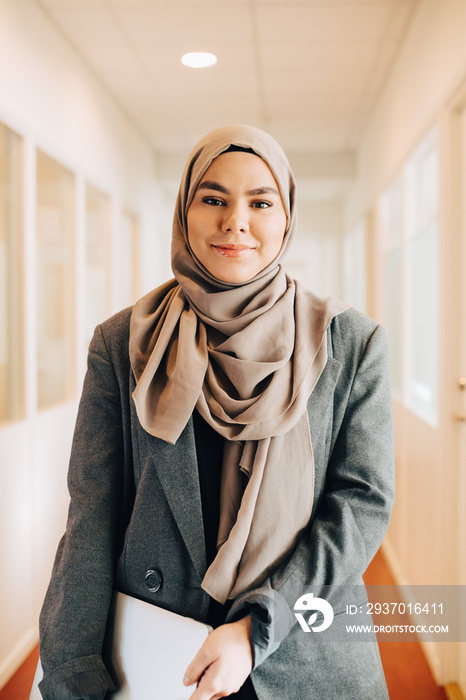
[35,0,419,192]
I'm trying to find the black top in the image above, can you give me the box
[192,409,258,700]
[192,409,223,569]
[192,409,230,628]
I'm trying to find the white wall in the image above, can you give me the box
[0,0,161,686]
[345,0,466,690]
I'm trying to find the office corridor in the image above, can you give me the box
[0,0,465,697]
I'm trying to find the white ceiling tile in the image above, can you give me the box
[177,116,264,145]
[258,40,381,72]
[105,0,166,6]
[106,0,249,6]
[142,67,257,98]
[103,72,166,109]
[262,67,372,96]
[48,8,127,44]
[254,4,395,42]
[114,6,252,44]
[164,94,262,132]
[38,0,105,8]
[255,0,406,4]
[82,45,142,73]
[265,89,362,117]
[177,110,263,135]
[269,117,352,151]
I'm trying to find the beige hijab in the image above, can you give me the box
[130,125,348,603]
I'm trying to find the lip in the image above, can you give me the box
[212,244,254,258]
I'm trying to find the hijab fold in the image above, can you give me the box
[129,125,349,603]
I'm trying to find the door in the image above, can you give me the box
[456,97,466,696]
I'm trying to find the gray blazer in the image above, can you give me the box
[39,305,395,700]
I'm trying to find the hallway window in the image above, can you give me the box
[378,130,439,425]
[86,185,110,345]
[405,130,439,425]
[36,150,75,411]
[379,177,403,397]
[0,123,23,423]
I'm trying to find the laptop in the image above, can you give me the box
[29,592,212,700]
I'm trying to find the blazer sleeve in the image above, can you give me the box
[38,315,134,700]
[227,318,395,667]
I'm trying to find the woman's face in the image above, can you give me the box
[187,151,287,284]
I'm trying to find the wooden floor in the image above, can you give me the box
[0,645,39,700]
[363,550,448,700]
[0,549,449,700]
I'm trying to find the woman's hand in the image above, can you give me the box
[183,615,253,700]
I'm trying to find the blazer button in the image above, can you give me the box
[144,569,163,593]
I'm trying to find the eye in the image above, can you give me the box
[202,196,225,206]
[251,200,272,209]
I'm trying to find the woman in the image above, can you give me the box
[38,125,395,699]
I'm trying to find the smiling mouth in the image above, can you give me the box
[212,244,254,258]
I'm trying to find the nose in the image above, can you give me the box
[221,203,249,234]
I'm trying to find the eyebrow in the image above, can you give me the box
[197,180,280,197]
[198,180,229,194]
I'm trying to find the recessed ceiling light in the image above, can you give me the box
[181,52,217,68]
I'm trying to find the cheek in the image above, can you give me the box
[186,210,203,249]
[187,207,217,244]
[266,214,287,254]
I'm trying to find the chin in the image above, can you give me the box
[209,267,255,285]
[216,273,251,284]
[203,259,252,285]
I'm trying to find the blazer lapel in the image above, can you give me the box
[306,355,342,440]
[142,418,207,582]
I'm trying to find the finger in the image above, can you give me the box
[188,668,222,700]
[189,687,221,700]
[184,647,213,687]
[188,653,248,700]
